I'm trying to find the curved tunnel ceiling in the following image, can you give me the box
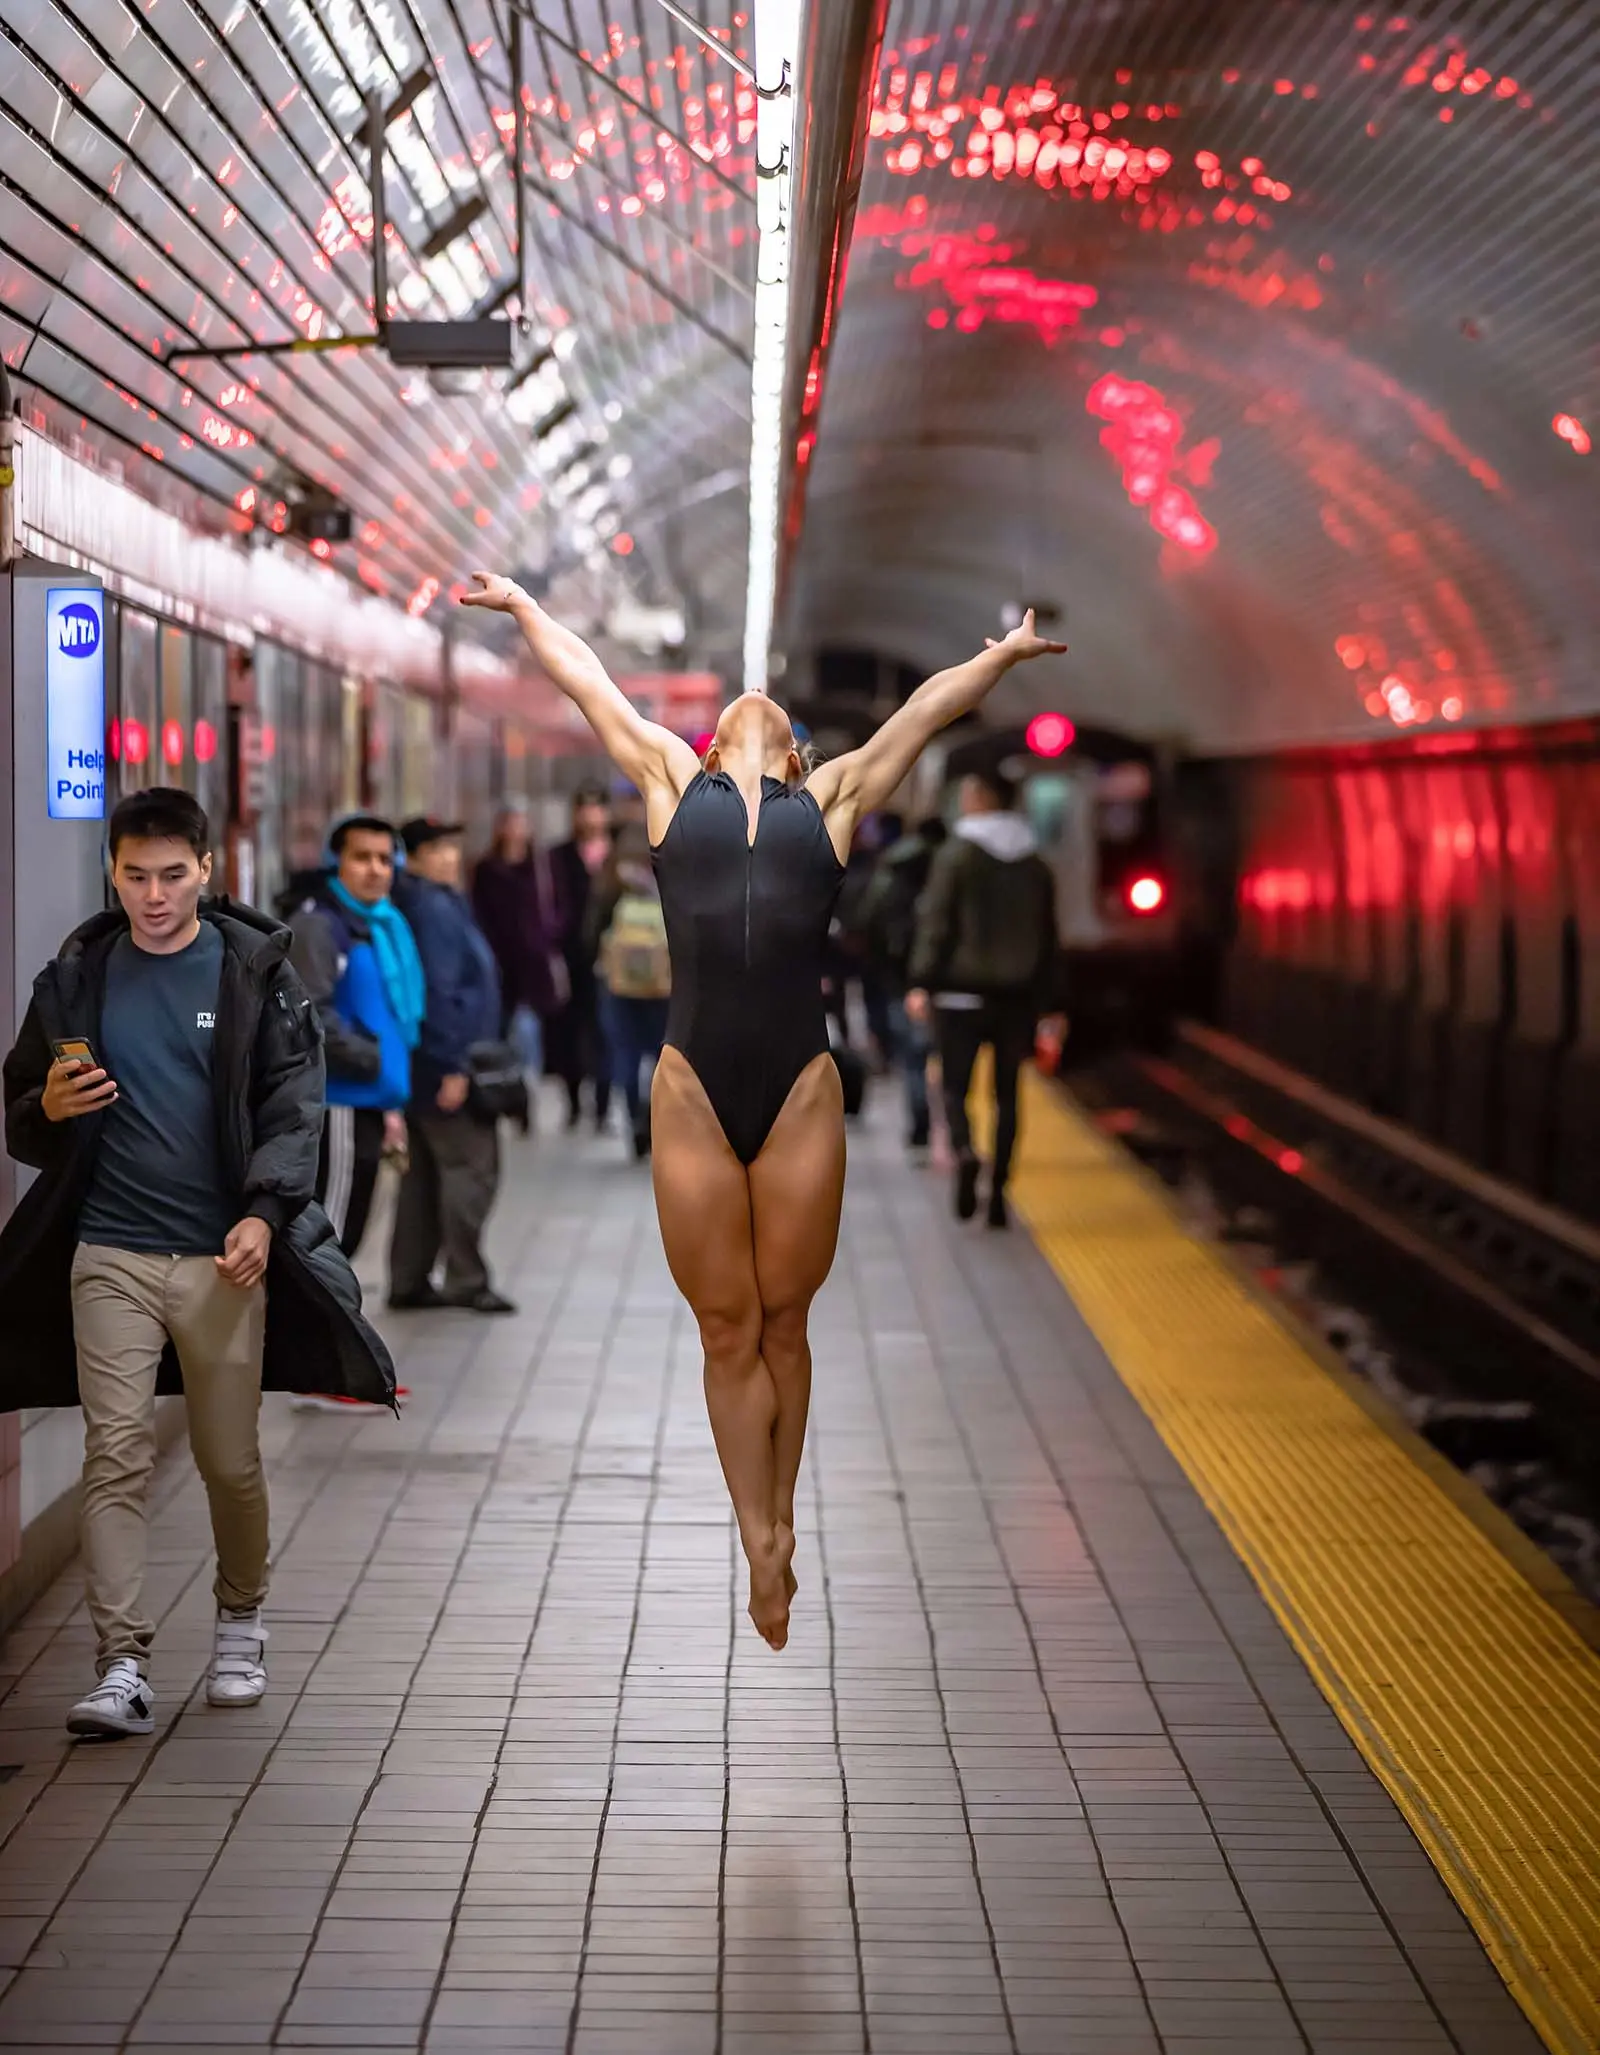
[1,0,756,671]
[786,0,1600,754]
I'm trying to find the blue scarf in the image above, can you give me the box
[327,876,426,1051]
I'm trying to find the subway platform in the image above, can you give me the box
[0,1083,1585,2054]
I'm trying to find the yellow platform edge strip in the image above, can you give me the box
[1010,1074,1600,2055]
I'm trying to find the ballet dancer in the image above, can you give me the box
[460,576,1067,1647]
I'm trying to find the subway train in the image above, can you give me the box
[91,592,605,913]
[1200,724,1600,1223]
[940,722,1181,1059]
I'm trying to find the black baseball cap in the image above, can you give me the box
[400,814,466,854]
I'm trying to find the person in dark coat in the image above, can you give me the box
[390,818,514,1314]
[471,801,566,1039]
[908,770,1064,1230]
[545,785,615,1129]
[0,787,394,1742]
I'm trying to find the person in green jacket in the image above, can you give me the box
[907,770,1064,1228]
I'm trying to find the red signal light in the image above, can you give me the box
[1127,874,1165,914]
[1026,711,1075,757]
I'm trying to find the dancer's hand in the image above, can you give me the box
[984,608,1069,663]
[460,573,534,614]
[905,989,931,1025]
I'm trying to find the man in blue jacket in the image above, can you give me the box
[389,817,514,1314]
[281,813,423,1264]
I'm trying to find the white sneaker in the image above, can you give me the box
[207,1607,267,1707]
[67,1658,154,1739]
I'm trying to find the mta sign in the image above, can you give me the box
[45,588,106,821]
[56,603,101,659]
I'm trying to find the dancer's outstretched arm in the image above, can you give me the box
[807,610,1067,854]
[460,576,700,819]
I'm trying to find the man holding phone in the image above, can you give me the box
[0,787,394,1739]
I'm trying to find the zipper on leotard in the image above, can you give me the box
[744,840,752,968]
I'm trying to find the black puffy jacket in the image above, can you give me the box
[0,899,395,1412]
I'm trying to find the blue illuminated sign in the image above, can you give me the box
[45,587,106,821]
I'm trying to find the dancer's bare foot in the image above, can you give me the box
[748,1530,794,1650]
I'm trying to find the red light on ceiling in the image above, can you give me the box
[1554,413,1591,454]
[610,532,635,555]
[1278,1148,1304,1175]
[691,730,715,755]
[107,718,121,763]
[194,720,218,764]
[1127,875,1165,914]
[162,720,185,767]
[123,720,149,766]
[1026,712,1075,757]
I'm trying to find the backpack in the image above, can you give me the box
[600,891,672,999]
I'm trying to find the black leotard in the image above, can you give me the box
[652,771,845,1165]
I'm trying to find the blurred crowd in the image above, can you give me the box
[259,761,1066,1354]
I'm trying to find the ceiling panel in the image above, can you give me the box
[789,0,1600,752]
[2,0,758,672]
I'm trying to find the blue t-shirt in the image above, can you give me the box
[78,924,237,1257]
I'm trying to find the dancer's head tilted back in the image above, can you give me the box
[705,692,805,786]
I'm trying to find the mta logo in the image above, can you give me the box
[57,604,100,658]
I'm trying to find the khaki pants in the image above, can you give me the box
[71,1245,270,1672]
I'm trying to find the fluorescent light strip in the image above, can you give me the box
[743,0,802,696]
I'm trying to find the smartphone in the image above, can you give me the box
[51,1037,98,1070]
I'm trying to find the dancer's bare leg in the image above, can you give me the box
[749,1055,847,1605]
[651,1049,789,1647]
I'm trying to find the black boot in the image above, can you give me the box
[954,1154,980,1221]
[987,1186,1009,1230]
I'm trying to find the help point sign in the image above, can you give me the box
[45,588,106,821]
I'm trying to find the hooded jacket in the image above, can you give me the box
[278,872,412,1112]
[908,812,1061,1009]
[0,900,395,1412]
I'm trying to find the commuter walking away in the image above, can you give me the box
[908,770,1064,1230]
[546,787,615,1131]
[586,822,672,1159]
[856,815,948,1150]
[472,800,567,1102]
[280,814,422,1263]
[0,789,394,1739]
[389,818,515,1314]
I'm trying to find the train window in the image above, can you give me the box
[339,679,363,814]
[192,635,228,884]
[1098,760,1154,844]
[116,610,158,796]
[1024,773,1074,850]
[1099,761,1152,802]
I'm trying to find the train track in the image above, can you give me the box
[1073,1022,1600,1545]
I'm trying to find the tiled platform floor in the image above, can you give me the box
[0,1090,1545,2053]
